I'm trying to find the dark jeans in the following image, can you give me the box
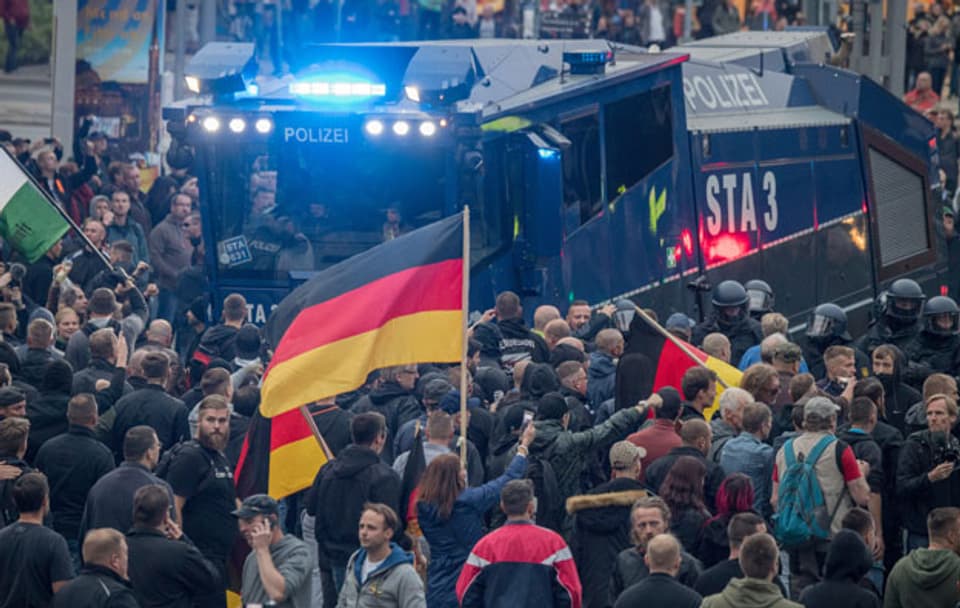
[930,66,948,97]
[332,562,347,592]
[4,21,23,73]
[787,540,829,600]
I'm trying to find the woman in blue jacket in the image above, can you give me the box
[416,422,535,608]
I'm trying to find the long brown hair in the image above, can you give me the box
[659,455,709,517]
[417,453,464,520]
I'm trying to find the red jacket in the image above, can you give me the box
[627,418,682,482]
[0,0,29,27]
[457,520,582,608]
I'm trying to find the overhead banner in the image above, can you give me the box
[75,1,163,160]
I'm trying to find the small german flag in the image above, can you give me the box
[633,312,742,420]
[261,213,466,418]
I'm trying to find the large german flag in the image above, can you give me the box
[633,313,742,420]
[261,213,465,418]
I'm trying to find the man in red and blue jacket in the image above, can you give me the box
[456,479,582,608]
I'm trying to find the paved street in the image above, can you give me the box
[0,62,52,142]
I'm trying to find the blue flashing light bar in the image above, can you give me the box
[290,81,387,98]
[563,50,613,75]
[538,148,560,160]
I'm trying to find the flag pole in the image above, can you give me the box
[299,404,334,461]
[634,305,730,389]
[459,206,470,468]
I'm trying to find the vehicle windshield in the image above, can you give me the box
[207,142,448,282]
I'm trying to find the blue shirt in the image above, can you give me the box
[720,432,775,518]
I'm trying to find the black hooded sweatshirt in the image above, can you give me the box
[799,530,880,608]
[614,314,660,412]
[350,381,422,463]
[872,345,920,434]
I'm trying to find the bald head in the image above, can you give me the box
[534,305,561,331]
[556,337,585,352]
[595,329,624,356]
[544,319,572,348]
[82,528,128,578]
[644,533,681,575]
[680,419,712,455]
[146,319,173,347]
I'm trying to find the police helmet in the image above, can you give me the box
[922,296,960,336]
[612,298,637,333]
[712,280,749,327]
[883,279,925,324]
[806,303,849,341]
[745,279,774,315]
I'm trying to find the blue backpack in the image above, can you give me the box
[773,435,839,547]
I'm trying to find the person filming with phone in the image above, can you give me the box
[897,394,960,552]
[815,346,859,423]
[236,493,313,608]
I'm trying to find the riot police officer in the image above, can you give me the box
[854,278,925,356]
[745,279,774,321]
[801,302,871,380]
[904,296,960,383]
[691,280,763,363]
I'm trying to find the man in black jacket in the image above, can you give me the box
[897,393,960,551]
[35,394,115,565]
[838,397,886,558]
[870,344,920,434]
[99,352,189,455]
[644,419,726,509]
[52,528,139,608]
[351,365,422,463]
[306,412,401,598]
[15,317,60,388]
[80,426,173,542]
[567,441,650,608]
[694,513,770,597]
[126,484,221,608]
[613,533,702,608]
[72,326,134,400]
[495,290,549,369]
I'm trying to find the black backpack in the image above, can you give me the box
[525,454,563,532]
[155,440,217,495]
[0,464,31,529]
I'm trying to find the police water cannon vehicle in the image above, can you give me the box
[164,31,942,329]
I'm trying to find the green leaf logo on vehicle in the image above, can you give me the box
[649,186,666,235]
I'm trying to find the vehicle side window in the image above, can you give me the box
[559,112,602,226]
[604,85,674,202]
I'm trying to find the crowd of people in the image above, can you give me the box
[215,0,806,69]
[0,230,957,608]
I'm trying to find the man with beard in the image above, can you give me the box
[162,395,238,608]
[608,496,702,605]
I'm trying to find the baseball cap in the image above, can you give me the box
[609,440,645,470]
[232,494,279,518]
[804,396,840,421]
[772,342,803,363]
[665,312,695,331]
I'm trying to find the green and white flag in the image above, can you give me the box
[0,151,70,263]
